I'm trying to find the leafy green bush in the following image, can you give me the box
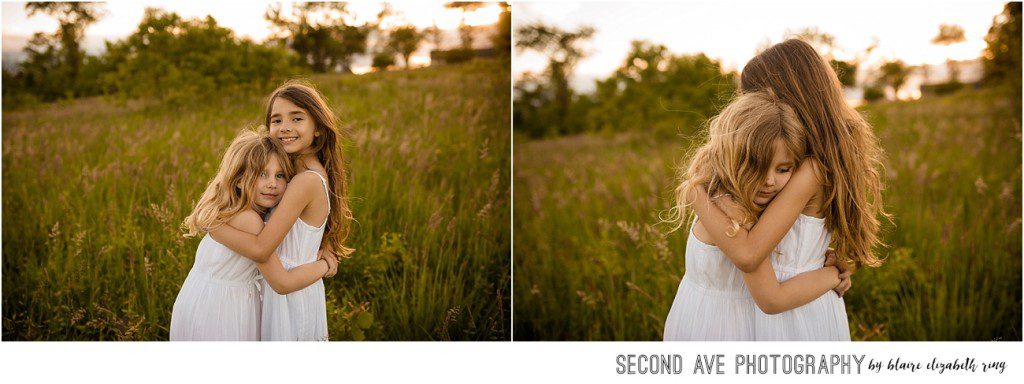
[514,40,736,138]
[98,8,301,103]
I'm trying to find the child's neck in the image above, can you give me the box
[293,153,321,172]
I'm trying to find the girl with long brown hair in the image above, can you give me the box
[171,130,338,341]
[210,80,353,341]
[663,90,847,341]
[682,39,887,340]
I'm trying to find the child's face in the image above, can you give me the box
[753,139,796,206]
[254,154,288,209]
[268,97,319,154]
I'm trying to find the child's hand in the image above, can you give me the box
[318,249,338,278]
[823,248,852,297]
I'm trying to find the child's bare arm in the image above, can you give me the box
[226,210,336,295]
[743,257,840,314]
[210,173,321,262]
[688,159,823,272]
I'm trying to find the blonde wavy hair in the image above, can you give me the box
[264,80,355,257]
[666,89,806,236]
[182,130,294,237]
[741,39,889,269]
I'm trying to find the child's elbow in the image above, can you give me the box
[754,300,784,315]
[252,252,273,264]
[735,256,759,273]
[249,247,274,263]
[269,283,295,295]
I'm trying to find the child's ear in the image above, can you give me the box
[314,129,321,138]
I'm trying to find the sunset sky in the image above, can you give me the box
[514,1,1007,94]
[2,1,504,71]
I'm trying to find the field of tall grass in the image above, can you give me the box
[2,59,510,341]
[513,87,1021,341]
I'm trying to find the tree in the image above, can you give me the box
[372,50,396,71]
[426,22,445,50]
[388,25,423,69]
[831,59,858,87]
[983,2,1021,91]
[932,23,967,45]
[445,2,487,49]
[932,23,966,84]
[265,2,368,73]
[514,39,736,138]
[25,2,104,82]
[879,60,909,98]
[12,2,105,100]
[99,8,298,102]
[516,23,595,134]
[492,2,511,58]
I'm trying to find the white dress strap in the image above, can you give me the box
[302,170,330,209]
[302,170,330,229]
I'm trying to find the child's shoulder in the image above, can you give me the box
[226,209,264,235]
[292,168,328,183]
[796,157,826,185]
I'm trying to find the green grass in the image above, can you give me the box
[513,87,1021,341]
[2,59,511,341]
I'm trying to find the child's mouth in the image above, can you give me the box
[756,191,773,198]
[280,137,298,144]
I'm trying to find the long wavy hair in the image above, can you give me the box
[264,80,355,257]
[667,89,806,237]
[741,38,888,268]
[183,130,294,237]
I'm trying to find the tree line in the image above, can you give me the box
[3,2,512,106]
[514,2,1021,138]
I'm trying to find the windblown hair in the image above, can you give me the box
[183,130,294,237]
[264,80,355,257]
[741,38,888,268]
[667,89,806,237]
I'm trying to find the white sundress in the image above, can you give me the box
[170,235,262,341]
[260,170,330,341]
[755,214,851,341]
[664,220,756,341]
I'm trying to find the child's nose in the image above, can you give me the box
[765,174,775,187]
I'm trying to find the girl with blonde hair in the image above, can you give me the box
[664,89,847,341]
[210,80,353,341]
[170,131,337,341]
[680,39,887,340]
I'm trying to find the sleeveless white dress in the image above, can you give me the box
[664,221,756,341]
[170,235,262,341]
[260,170,330,341]
[755,214,850,341]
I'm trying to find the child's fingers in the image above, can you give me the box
[836,279,852,297]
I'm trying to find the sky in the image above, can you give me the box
[2,1,503,71]
[514,1,1008,95]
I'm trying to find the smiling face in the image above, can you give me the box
[268,97,320,154]
[753,139,797,206]
[253,153,288,210]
